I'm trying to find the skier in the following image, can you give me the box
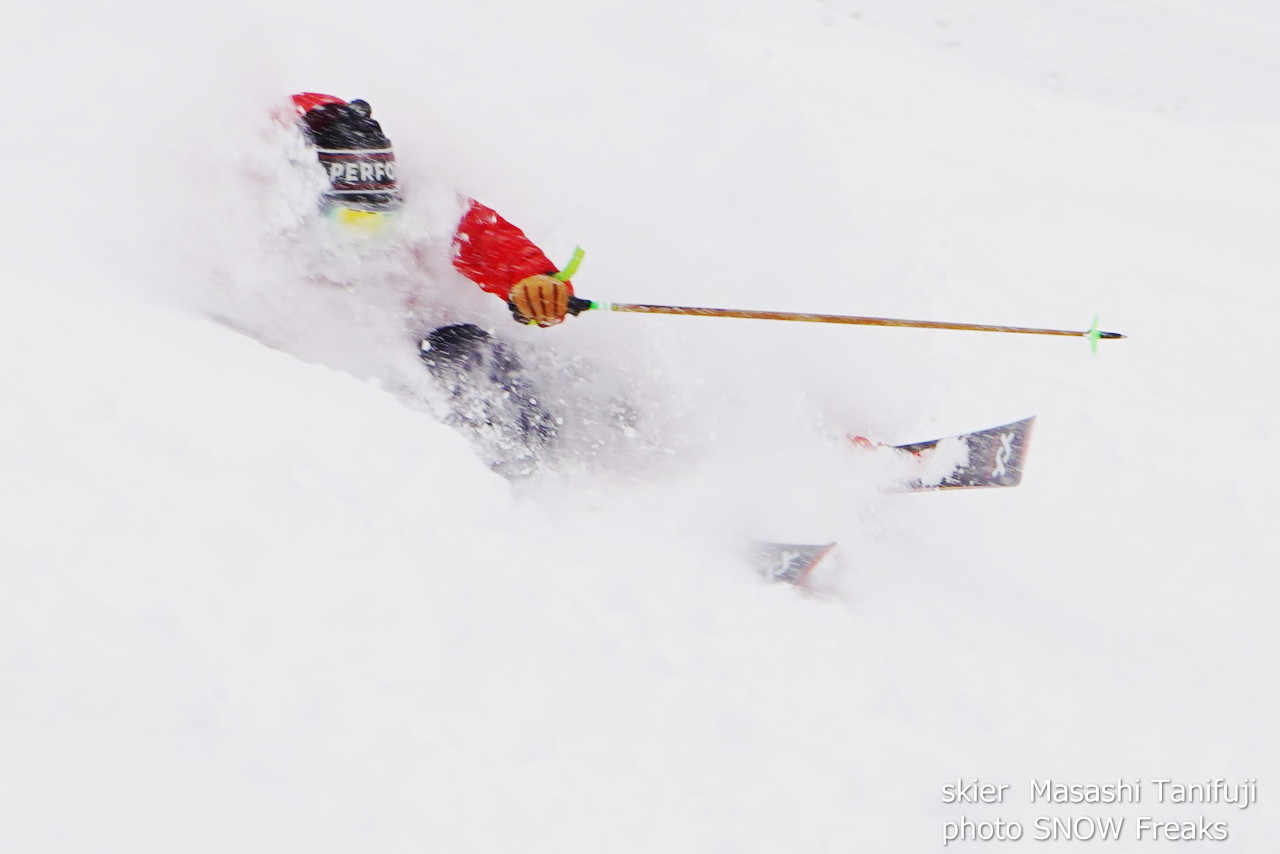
[290,92,588,473]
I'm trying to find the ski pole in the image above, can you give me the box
[568,299,1124,347]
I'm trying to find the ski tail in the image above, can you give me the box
[849,416,1036,491]
[753,541,838,585]
[899,416,1035,490]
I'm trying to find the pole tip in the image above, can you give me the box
[1086,315,1126,352]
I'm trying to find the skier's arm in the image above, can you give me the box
[451,200,576,327]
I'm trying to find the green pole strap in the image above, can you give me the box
[552,246,586,282]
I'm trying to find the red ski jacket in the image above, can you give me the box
[451,200,574,302]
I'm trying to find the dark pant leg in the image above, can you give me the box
[419,324,558,473]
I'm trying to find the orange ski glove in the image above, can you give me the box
[509,274,572,327]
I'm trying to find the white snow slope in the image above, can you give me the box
[4,0,1279,851]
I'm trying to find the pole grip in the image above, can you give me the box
[567,296,594,316]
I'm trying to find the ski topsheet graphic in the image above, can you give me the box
[760,419,1034,585]
[851,416,1036,491]
[755,542,838,585]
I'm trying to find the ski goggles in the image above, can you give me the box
[325,202,398,235]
